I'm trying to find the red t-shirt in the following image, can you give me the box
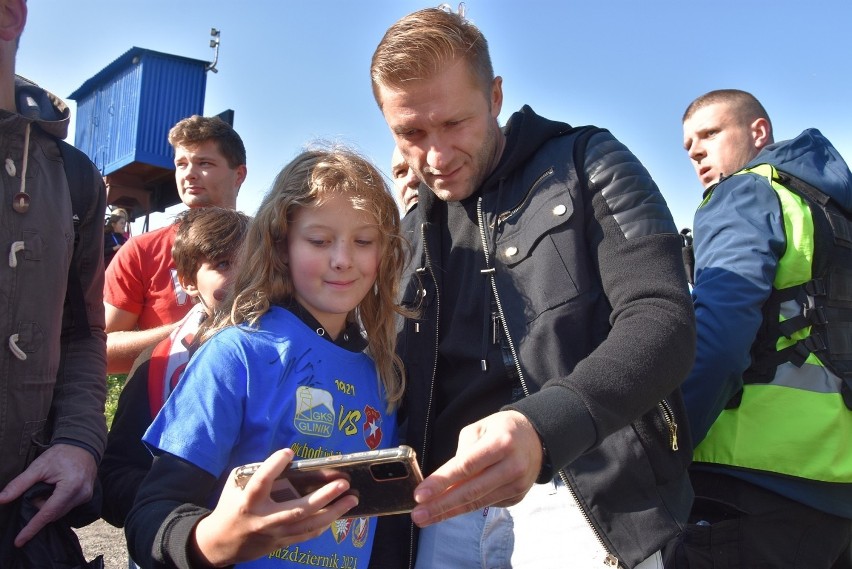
[104,224,191,330]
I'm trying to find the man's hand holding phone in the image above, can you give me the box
[190,448,358,567]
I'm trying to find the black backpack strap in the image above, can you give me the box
[776,170,830,207]
[56,139,93,341]
[743,166,852,410]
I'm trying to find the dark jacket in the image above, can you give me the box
[687,129,852,518]
[392,106,696,568]
[99,345,157,528]
[0,76,107,530]
[103,230,127,268]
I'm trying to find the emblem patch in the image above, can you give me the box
[294,386,335,438]
[351,517,369,548]
[331,518,352,543]
[362,405,383,449]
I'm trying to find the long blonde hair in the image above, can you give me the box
[207,146,408,409]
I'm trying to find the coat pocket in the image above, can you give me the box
[495,189,591,320]
[631,394,692,485]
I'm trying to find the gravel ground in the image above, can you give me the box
[76,518,128,569]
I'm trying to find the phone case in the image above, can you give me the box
[234,445,424,518]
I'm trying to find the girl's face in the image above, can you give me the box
[285,193,381,339]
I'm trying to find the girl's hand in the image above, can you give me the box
[191,448,358,566]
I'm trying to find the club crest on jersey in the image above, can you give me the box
[294,386,335,438]
[331,518,352,543]
[351,517,369,548]
[362,405,383,449]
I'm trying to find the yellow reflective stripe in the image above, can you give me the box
[736,164,814,289]
[772,182,814,288]
[694,384,852,483]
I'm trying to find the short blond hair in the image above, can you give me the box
[371,6,493,106]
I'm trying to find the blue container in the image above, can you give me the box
[69,47,209,214]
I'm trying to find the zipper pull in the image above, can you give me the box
[491,312,498,344]
[669,421,679,451]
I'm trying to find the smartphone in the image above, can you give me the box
[233,445,423,518]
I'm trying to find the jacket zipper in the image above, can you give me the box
[658,399,679,451]
[409,222,441,569]
[496,167,554,226]
[477,197,621,568]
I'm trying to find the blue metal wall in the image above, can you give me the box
[70,48,207,175]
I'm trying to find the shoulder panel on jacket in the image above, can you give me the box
[584,131,677,239]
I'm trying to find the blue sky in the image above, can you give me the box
[17,1,852,231]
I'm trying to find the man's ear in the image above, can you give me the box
[233,164,247,194]
[751,117,772,151]
[490,76,503,119]
[0,0,26,43]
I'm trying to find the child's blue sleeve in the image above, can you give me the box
[143,331,248,477]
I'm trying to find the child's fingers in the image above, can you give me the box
[235,448,295,503]
[267,487,359,543]
[267,476,355,524]
[305,479,359,523]
[225,449,359,541]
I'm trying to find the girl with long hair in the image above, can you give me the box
[126,147,408,568]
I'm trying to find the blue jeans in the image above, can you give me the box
[415,478,663,568]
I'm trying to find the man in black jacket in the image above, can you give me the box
[370,7,696,568]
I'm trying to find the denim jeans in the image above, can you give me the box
[415,478,663,568]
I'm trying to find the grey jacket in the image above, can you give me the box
[0,76,107,521]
